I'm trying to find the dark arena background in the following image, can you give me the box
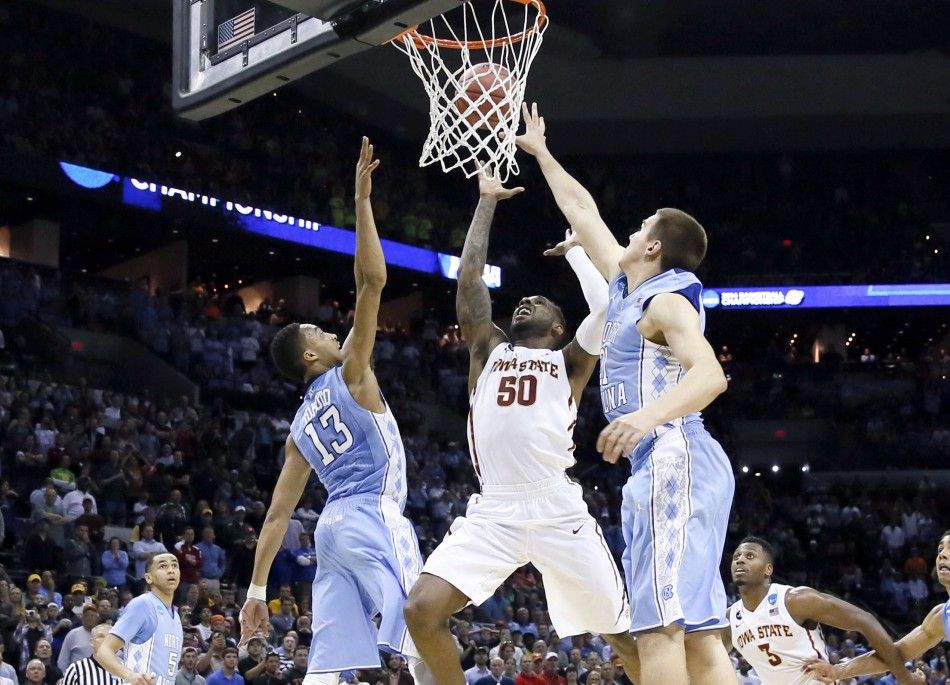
[1,1,949,684]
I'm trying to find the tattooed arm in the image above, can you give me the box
[457,171,524,391]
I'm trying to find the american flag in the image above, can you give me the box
[217,7,256,51]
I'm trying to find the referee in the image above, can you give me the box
[63,625,119,685]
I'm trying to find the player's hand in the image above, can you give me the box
[126,673,154,685]
[896,668,927,685]
[478,168,524,201]
[597,411,655,463]
[515,102,547,157]
[238,598,270,648]
[355,136,380,201]
[801,659,837,683]
[543,229,580,258]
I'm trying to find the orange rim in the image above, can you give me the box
[391,0,547,51]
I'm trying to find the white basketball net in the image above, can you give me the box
[393,0,548,182]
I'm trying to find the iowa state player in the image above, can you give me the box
[404,172,639,685]
[726,537,921,685]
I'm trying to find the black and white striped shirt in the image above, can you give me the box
[62,657,120,685]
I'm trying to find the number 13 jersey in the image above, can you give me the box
[290,366,407,509]
[468,344,577,487]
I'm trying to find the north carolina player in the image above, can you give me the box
[404,172,639,685]
[517,102,734,685]
[237,138,429,685]
[96,552,183,685]
[726,537,921,685]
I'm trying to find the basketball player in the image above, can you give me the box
[517,102,734,685]
[403,171,639,685]
[237,138,430,685]
[802,532,950,683]
[96,552,183,685]
[727,537,922,685]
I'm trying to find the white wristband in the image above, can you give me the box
[247,583,267,602]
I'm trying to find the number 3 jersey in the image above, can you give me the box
[729,583,830,685]
[468,344,577,487]
[290,366,407,509]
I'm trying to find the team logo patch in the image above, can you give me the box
[662,584,674,601]
[767,593,777,605]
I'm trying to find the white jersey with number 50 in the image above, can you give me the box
[729,583,830,685]
[468,344,577,487]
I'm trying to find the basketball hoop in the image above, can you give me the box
[392,0,548,182]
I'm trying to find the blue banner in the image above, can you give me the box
[61,161,501,288]
[701,284,950,309]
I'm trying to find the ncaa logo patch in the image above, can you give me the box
[767,593,777,605]
[662,584,674,601]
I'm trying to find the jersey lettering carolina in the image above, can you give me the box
[729,584,829,685]
[600,269,705,451]
[468,344,576,486]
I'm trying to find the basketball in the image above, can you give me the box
[454,62,512,130]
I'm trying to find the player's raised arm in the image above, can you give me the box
[786,587,925,685]
[456,170,522,390]
[341,137,385,393]
[597,293,727,462]
[544,230,608,402]
[238,437,311,647]
[516,103,624,281]
[804,603,942,683]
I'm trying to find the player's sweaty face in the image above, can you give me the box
[149,555,181,589]
[731,543,769,584]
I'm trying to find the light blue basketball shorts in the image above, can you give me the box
[621,423,734,633]
[308,495,423,673]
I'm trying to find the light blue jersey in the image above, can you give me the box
[943,602,950,642]
[600,268,734,633]
[287,365,422,672]
[110,593,183,685]
[600,268,705,435]
[290,366,406,509]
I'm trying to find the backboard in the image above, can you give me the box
[172,0,459,121]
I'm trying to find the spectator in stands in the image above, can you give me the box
[283,647,308,685]
[270,599,295,635]
[197,527,226,592]
[32,639,61,685]
[131,524,168,589]
[14,607,51,673]
[61,524,96,582]
[289,533,316,603]
[237,637,268,682]
[100,537,130,590]
[0,643,16,685]
[196,631,227,676]
[75,498,106,547]
[175,526,204,598]
[56,604,98,672]
[479,587,511,623]
[176,647,207,685]
[49,455,77,493]
[474,657,516,685]
[249,653,282,685]
[465,647,491,685]
[23,659,45,685]
[206,647,244,685]
[384,654,413,685]
[516,655,544,685]
[62,477,96,524]
[266,585,297,617]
